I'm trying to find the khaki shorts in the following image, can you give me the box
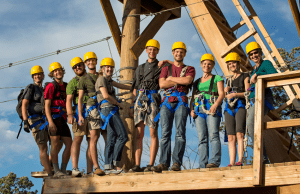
[134,102,159,129]
[86,105,101,130]
[28,117,49,144]
[72,118,91,137]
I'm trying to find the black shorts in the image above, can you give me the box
[49,117,71,137]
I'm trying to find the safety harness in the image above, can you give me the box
[83,73,100,118]
[193,75,222,119]
[224,75,246,117]
[72,76,89,123]
[154,64,191,122]
[98,99,120,130]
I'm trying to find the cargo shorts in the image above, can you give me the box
[86,105,101,130]
[72,118,91,137]
[28,117,49,144]
[134,102,159,129]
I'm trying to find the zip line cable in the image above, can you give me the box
[0,99,17,104]
[184,6,220,76]
[0,36,112,70]
[0,86,26,89]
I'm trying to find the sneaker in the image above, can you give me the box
[235,162,243,166]
[72,168,82,177]
[228,164,233,167]
[144,165,153,172]
[53,170,65,177]
[105,169,124,175]
[151,163,169,172]
[171,162,181,171]
[206,163,219,168]
[94,168,105,176]
[129,165,143,172]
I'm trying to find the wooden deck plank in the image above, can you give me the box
[43,164,300,193]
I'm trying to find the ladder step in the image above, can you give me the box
[231,15,253,32]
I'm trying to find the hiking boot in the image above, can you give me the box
[144,165,153,172]
[72,168,82,177]
[129,165,143,172]
[94,168,105,176]
[151,163,169,172]
[53,170,65,177]
[170,162,181,171]
[206,163,219,168]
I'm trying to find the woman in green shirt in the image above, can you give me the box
[245,42,277,164]
[190,54,225,168]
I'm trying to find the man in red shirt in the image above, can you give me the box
[152,42,195,172]
[45,62,72,177]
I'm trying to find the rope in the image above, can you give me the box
[226,75,238,107]
[184,5,220,76]
[119,80,133,84]
[0,99,17,103]
[0,86,26,89]
[116,91,132,96]
[0,36,112,70]
[134,91,148,112]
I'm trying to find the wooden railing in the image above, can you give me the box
[253,70,300,185]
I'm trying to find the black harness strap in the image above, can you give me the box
[196,75,218,96]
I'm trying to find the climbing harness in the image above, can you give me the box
[134,89,158,112]
[98,99,121,130]
[193,75,221,119]
[153,64,191,122]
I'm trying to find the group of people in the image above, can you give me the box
[21,39,277,177]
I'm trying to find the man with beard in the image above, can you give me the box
[45,62,72,177]
[129,39,163,172]
[77,52,106,176]
[22,65,52,176]
[66,57,92,177]
[152,42,195,172]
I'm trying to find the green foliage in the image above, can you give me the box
[0,172,37,194]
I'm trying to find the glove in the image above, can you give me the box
[23,120,31,133]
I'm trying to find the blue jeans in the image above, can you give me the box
[101,107,128,169]
[159,102,189,166]
[246,97,273,162]
[195,106,222,168]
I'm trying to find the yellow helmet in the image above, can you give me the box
[145,39,160,50]
[31,65,44,75]
[70,57,83,68]
[84,52,97,62]
[201,53,215,63]
[49,62,62,73]
[225,52,241,63]
[246,42,261,54]
[101,57,115,67]
[172,41,187,52]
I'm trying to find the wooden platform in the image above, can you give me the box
[40,162,300,193]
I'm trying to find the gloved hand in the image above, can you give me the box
[23,120,31,133]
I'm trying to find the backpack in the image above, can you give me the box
[16,84,34,139]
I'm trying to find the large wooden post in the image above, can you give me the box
[119,0,140,171]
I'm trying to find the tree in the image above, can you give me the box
[0,172,37,194]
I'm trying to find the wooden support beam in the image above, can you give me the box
[119,0,140,171]
[257,70,300,82]
[253,78,264,186]
[266,77,300,88]
[266,118,300,129]
[221,29,256,58]
[233,0,300,110]
[43,164,300,193]
[279,184,300,194]
[153,0,181,18]
[231,15,253,32]
[288,0,300,38]
[130,11,171,60]
[275,130,300,161]
[99,0,122,55]
[242,0,300,97]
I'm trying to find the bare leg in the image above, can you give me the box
[38,143,52,174]
[50,136,61,164]
[228,135,236,165]
[135,122,145,166]
[61,136,72,165]
[71,136,83,169]
[86,137,93,173]
[89,129,100,169]
[236,132,245,163]
[149,126,159,166]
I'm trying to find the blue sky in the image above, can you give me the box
[0,0,299,192]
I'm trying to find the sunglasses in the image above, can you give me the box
[249,51,259,57]
[72,63,83,70]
